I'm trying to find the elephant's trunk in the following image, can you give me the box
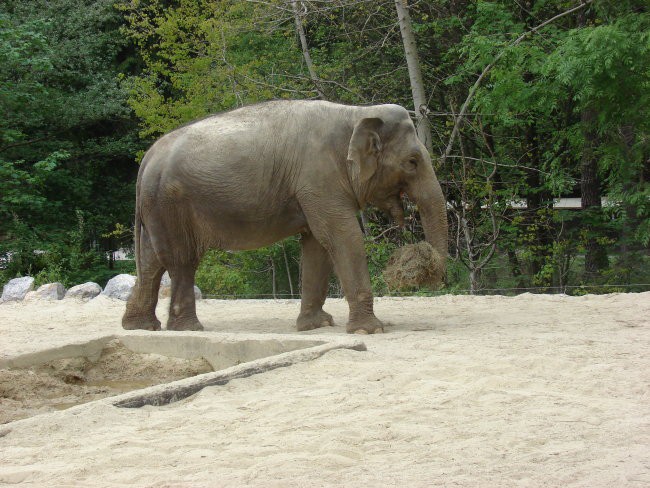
[407,170,448,275]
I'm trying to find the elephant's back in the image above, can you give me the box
[138,99,351,201]
[160,99,352,144]
[138,104,297,208]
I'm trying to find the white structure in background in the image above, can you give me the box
[477,197,612,210]
[108,248,132,261]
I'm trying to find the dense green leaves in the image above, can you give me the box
[0,0,143,285]
[116,0,307,137]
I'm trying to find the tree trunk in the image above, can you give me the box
[270,257,277,299]
[108,236,115,270]
[292,1,325,99]
[619,124,639,258]
[394,0,432,154]
[281,242,294,297]
[469,268,480,295]
[581,108,608,274]
[507,248,525,288]
[524,119,553,282]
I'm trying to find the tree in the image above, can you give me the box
[0,0,143,285]
[117,0,312,137]
[544,1,649,274]
[291,1,326,99]
[394,0,433,153]
[5,0,644,294]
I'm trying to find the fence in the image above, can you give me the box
[201,282,650,299]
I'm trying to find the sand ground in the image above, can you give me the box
[0,292,648,487]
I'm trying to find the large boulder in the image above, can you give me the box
[1,277,35,303]
[159,272,202,300]
[65,282,102,301]
[102,274,136,301]
[24,283,66,301]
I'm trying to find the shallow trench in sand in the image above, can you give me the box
[0,339,214,424]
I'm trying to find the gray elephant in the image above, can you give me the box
[122,100,447,334]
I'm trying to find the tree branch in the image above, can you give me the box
[441,0,593,165]
[292,1,327,99]
[1,136,49,152]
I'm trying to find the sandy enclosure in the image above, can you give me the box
[0,292,648,487]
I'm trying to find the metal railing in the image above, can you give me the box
[201,282,650,299]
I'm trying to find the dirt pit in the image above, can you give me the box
[0,339,212,423]
[0,294,648,486]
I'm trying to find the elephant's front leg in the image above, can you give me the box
[307,214,384,334]
[296,232,335,331]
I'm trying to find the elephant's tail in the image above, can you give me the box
[133,150,150,282]
[133,194,143,281]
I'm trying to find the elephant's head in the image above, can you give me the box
[347,105,448,270]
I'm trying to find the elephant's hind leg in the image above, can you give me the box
[296,232,335,331]
[123,226,164,331]
[166,261,204,331]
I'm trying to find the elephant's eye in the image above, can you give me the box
[407,158,418,170]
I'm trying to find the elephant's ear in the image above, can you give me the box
[347,117,383,183]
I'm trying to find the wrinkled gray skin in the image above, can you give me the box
[122,101,448,334]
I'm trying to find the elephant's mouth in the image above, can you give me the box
[370,192,407,227]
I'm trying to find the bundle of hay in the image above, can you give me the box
[383,242,445,290]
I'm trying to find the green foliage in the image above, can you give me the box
[364,235,398,294]
[196,238,301,298]
[196,251,255,297]
[1,210,113,288]
[440,0,649,292]
[2,0,648,295]
[116,0,306,137]
[0,0,143,287]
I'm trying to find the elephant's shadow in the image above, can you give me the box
[181,310,452,335]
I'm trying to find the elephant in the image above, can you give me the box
[122,100,448,334]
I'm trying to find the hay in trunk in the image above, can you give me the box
[383,242,445,290]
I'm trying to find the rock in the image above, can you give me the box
[102,274,136,301]
[65,282,102,301]
[24,283,66,301]
[159,272,172,299]
[1,277,35,303]
[158,272,202,300]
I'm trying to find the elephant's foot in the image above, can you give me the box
[296,310,335,331]
[122,315,162,331]
[346,316,385,335]
[166,316,204,331]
